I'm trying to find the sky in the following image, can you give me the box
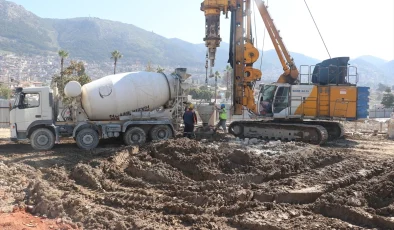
[7,0,394,61]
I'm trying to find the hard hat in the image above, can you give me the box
[221,104,225,108]
[189,104,194,109]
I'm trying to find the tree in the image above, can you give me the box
[214,70,221,103]
[52,61,92,105]
[145,62,165,73]
[63,61,86,76]
[224,65,232,100]
[188,87,214,101]
[58,50,69,88]
[0,84,11,99]
[156,66,165,73]
[377,83,390,92]
[381,90,394,108]
[145,61,155,72]
[111,50,123,74]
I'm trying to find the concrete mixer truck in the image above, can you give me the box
[9,68,190,150]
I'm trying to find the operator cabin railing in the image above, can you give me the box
[298,64,358,85]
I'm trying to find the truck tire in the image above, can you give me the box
[30,128,55,151]
[123,127,146,146]
[150,125,173,141]
[76,128,99,150]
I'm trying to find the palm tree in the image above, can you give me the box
[214,70,221,104]
[58,50,69,89]
[111,50,123,74]
[224,65,232,100]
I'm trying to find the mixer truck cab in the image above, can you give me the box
[10,68,190,151]
[10,86,57,149]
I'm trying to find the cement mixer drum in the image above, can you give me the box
[80,71,180,120]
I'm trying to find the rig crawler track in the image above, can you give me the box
[228,120,343,145]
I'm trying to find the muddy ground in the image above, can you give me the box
[0,123,394,229]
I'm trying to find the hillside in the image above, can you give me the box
[381,60,394,80]
[0,0,58,54]
[356,55,387,67]
[0,0,205,67]
[0,0,392,87]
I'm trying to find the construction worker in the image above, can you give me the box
[183,103,197,138]
[214,104,227,133]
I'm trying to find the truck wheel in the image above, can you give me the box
[76,128,99,150]
[30,128,55,151]
[124,127,146,145]
[150,125,172,141]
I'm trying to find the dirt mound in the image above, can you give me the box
[148,138,343,185]
[1,135,394,229]
[0,162,38,212]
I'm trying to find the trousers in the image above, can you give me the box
[183,123,195,138]
[215,119,227,133]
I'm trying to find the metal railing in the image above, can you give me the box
[299,64,358,85]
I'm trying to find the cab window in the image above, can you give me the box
[273,87,289,113]
[18,93,40,109]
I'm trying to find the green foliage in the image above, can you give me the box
[381,92,394,108]
[58,50,69,59]
[0,84,11,99]
[215,71,221,78]
[156,66,165,73]
[63,61,86,76]
[111,50,123,74]
[378,83,390,92]
[52,61,91,105]
[145,62,165,73]
[58,49,69,77]
[188,88,213,101]
[145,61,155,72]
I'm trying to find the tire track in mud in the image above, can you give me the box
[312,167,394,229]
[2,137,394,229]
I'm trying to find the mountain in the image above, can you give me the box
[381,60,394,80]
[348,58,387,86]
[0,0,58,54]
[356,55,387,67]
[0,0,206,68]
[0,0,392,87]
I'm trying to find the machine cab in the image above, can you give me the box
[10,87,53,140]
[257,83,291,118]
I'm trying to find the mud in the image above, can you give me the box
[1,128,394,229]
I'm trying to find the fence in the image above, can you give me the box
[0,99,10,128]
[369,107,394,118]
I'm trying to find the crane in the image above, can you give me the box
[201,0,370,144]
